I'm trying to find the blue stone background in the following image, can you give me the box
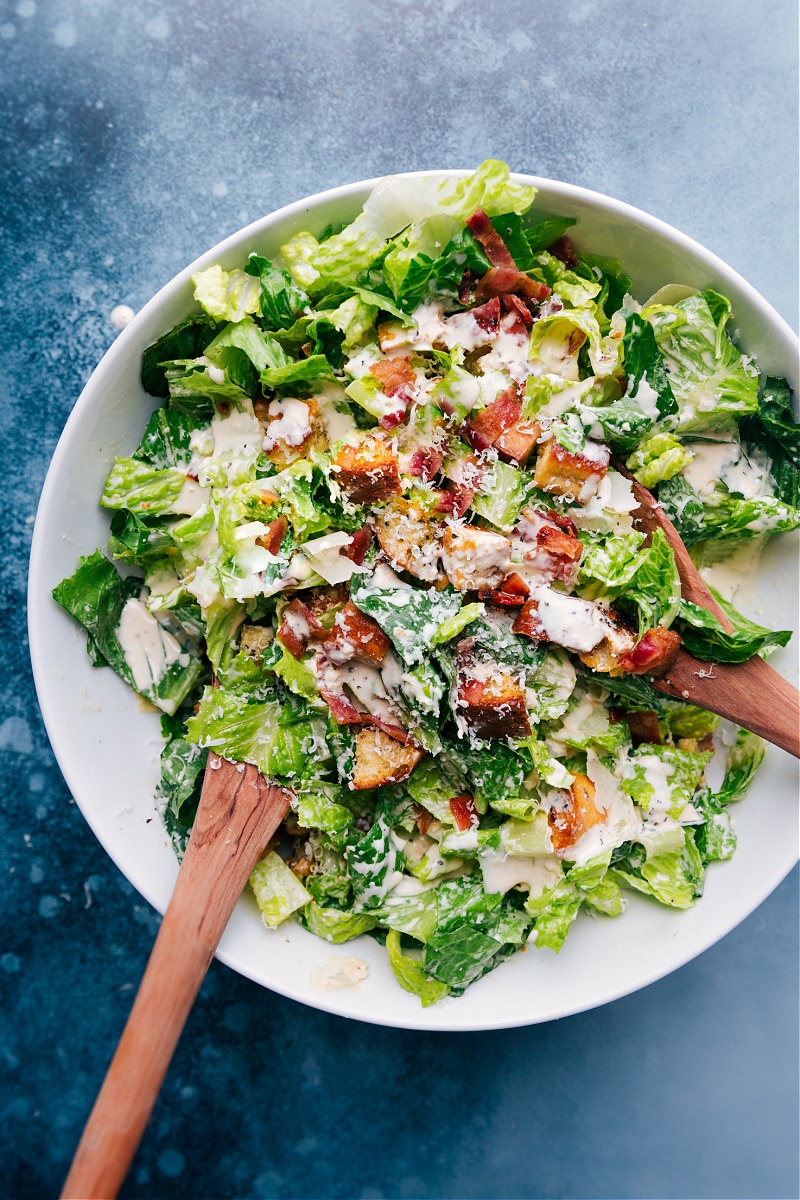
[2,1,798,1196]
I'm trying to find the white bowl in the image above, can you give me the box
[28,172,800,1031]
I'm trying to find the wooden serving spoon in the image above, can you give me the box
[61,753,291,1200]
[627,474,800,758]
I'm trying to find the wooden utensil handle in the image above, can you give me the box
[656,650,800,757]
[61,757,290,1200]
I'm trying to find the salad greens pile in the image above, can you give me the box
[54,161,799,1004]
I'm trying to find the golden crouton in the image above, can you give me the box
[351,728,423,790]
[332,435,402,505]
[240,624,274,657]
[533,438,610,500]
[374,498,445,583]
[494,419,542,466]
[323,600,390,666]
[457,669,532,740]
[548,774,605,855]
[441,524,511,592]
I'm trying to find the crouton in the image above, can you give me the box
[374,498,444,583]
[618,627,682,677]
[351,727,423,790]
[332,434,402,505]
[322,600,390,666]
[240,624,274,658]
[577,612,637,676]
[258,398,324,467]
[441,524,512,592]
[533,437,610,502]
[548,774,605,855]
[494,419,542,466]
[457,666,532,740]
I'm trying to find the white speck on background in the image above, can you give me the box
[53,20,76,46]
[0,716,33,753]
[110,304,135,329]
[145,14,169,40]
[17,0,36,15]
[212,180,228,198]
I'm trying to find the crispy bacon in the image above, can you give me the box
[547,235,579,268]
[408,447,444,481]
[435,481,474,518]
[512,599,548,641]
[415,806,434,836]
[345,526,373,565]
[277,597,321,659]
[318,684,372,727]
[449,794,478,832]
[545,508,578,537]
[480,571,530,607]
[256,515,288,556]
[501,293,534,328]
[467,209,518,269]
[469,296,501,332]
[370,355,416,396]
[537,524,583,564]
[475,266,551,303]
[618,627,682,677]
[464,383,523,452]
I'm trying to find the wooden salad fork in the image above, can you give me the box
[61,754,291,1200]
[628,475,800,758]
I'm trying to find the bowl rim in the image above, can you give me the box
[28,170,800,1031]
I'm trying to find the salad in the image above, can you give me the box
[54,161,799,1005]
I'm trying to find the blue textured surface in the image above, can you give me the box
[2,2,798,1197]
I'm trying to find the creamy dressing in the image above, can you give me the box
[629,377,660,420]
[682,440,774,500]
[117,598,184,692]
[300,531,364,585]
[262,398,312,450]
[528,586,611,652]
[479,847,561,898]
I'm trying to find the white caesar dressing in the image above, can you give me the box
[117,598,184,692]
[528,586,611,653]
[558,748,643,866]
[682,440,774,499]
[262,398,312,450]
[172,478,210,516]
[479,847,562,898]
[629,377,660,420]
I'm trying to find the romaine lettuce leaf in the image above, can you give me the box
[385,929,450,1007]
[676,589,792,662]
[249,851,311,927]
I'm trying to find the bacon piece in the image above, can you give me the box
[616,710,663,747]
[469,296,501,332]
[435,481,474,518]
[322,600,390,666]
[475,267,551,304]
[494,419,541,466]
[547,235,579,268]
[618,627,682,677]
[512,599,548,641]
[479,571,529,607]
[277,597,322,659]
[501,293,534,329]
[449,794,478,832]
[317,682,371,726]
[537,524,583,565]
[467,209,517,270]
[545,508,578,538]
[415,806,434,836]
[345,526,373,565]
[255,515,288,556]
[306,584,349,619]
[407,447,444,481]
[370,356,416,396]
[464,383,523,452]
